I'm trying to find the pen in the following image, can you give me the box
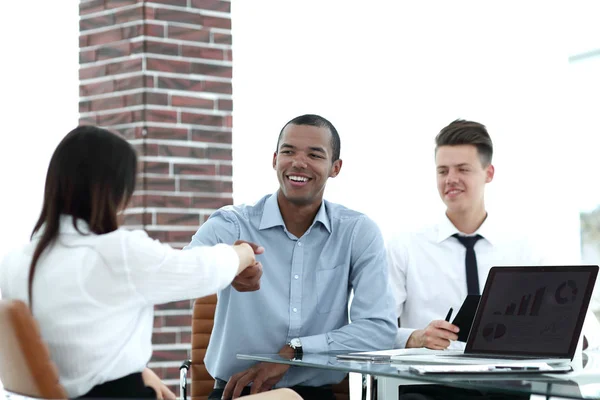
[445,307,453,322]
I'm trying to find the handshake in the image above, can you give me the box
[232,240,265,292]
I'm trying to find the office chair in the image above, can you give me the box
[0,299,68,399]
[179,295,350,400]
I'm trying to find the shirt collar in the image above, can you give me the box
[436,212,495,245]
[259,192,331,233]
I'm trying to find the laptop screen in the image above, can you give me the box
[466,266,598,358]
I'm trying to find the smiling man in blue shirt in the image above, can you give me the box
[186,114,397,400]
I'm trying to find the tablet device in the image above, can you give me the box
[451,294,481,342]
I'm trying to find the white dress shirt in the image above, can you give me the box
[0,216,239,398]
[387,213,551,348]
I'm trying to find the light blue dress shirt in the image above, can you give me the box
[185,192,397,387]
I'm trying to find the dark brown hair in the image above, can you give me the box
[28,126,137,309]
[435,119,493,166]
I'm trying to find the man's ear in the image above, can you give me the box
[330,159,343,178]
[272,152,277,170]
[485,164,495,183]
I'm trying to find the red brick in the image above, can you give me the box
[143,161,170,175]
[80,49,96,63]
[164,314,193,327]
[168,26,210,43]
[83,26,126,47]
[157,76,203,91]
[146,40,179,56]
[80,35,88,48]
[203,16,231,30]
[143,143,159,156]
[79,0,104,15]
[144,23,165,38]
[146,194,192,208]
[152,332,177,345]
[172,95,214,110]
[190,62,232,78]
[191,0,230,12]
[146,109,178,124]
[217,99,232,111]
[167,231,196,243]
[80,80,114,97]
[147,92,170,106]
[218,164,232,176]
[79,64,106,80]
[179,332,192,344]
[105,0,141,11]
[153,315,164,328]
[153,8,203,25]
[155,300,192,311]
[146,177,176,191]
[90,96,125,111]
[147,58,191,74]
[159,145,206,159]
[203,80,232,94]
[79,100,91,113]
[146,126,188,141]
[172,163,217,176]
[95,41,133,61]
[151,349,189,363]
[156,212,200,226]
[181,45,224,60]
[107,58,143,75]
[95,110,134,126]
[191,197,232,209]
[114,5,144,24]
[181,112,225,126]
[191,129,231,144]
[212,32,232,45]
[179,179,226,193]
[225,49,233,61]
[206,147,232,161]
[148,0,187,5]
[114,75,145,91]
[122,212,152,226]
[113,126,143,140]
[161,367,183,380]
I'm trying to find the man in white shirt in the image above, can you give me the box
[388,119,516,350]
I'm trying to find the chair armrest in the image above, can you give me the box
[180,359,191,400]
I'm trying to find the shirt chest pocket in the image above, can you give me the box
[316,264,348,314]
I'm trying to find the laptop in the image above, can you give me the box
[392,265,598,366]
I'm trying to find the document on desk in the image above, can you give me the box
[407,363,572,375]
[336,348,452,362]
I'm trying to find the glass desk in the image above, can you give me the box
[238,352,600,400]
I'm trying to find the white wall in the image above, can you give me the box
[0,2,79,261]
[231,1,583,262]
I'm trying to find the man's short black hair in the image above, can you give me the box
[276,114,341,162]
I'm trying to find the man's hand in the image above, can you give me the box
[232,240,265,292]
[222,362,290,399]
[141,367,176,400]
[406,320,459,349]
[232,261,263,291]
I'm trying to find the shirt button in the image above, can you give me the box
[294,275,299,279]
[297,242,302,247]
[293,308,298,313]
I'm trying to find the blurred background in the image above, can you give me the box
[1,0,599,397]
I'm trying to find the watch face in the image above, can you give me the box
[290,338,302,348]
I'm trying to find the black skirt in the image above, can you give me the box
[79,372,156,399]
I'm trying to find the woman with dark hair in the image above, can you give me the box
[0,126,261,399]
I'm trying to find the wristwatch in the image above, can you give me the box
[287,338,303,359]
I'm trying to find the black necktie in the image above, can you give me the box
[453,234,483,295]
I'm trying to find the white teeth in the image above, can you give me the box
[289,175,308,182]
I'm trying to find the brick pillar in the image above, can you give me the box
[79,0,233,391]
